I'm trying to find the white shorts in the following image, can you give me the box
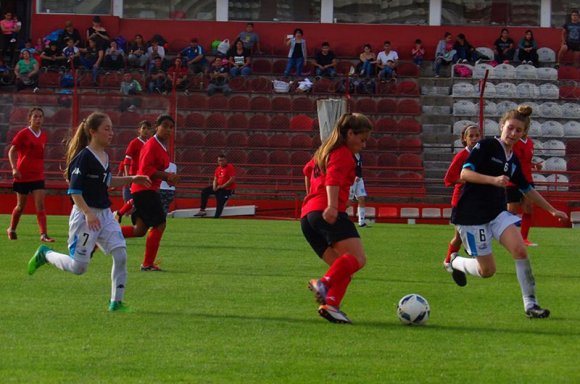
[349,178,367,200]
[456,211,521,257]
[68,206,126,263]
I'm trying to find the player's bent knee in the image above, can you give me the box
[480,266,496,278]
[71,261,89,275]
[512,246,528,260]
[356,254,367,269]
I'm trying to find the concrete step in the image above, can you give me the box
[421,85,450,96]
[422,105,451,115]
[422,124,452,134]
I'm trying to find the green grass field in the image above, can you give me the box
[1,214,579,383]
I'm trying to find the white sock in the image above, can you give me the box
[515,258,537,310]
[451,256,481,277]
[358,207,366,225]
[46,250,88,275]
[111,247,127,302]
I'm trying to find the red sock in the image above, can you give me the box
[121,226,135,238]
[322,254,360,288]
[118,199,133,216]
[142,227,163,267]
[36,210,48,234]
[326,276,351,307]
[445,243,461,263]
[9,207,22,231]
[521,213,532,240]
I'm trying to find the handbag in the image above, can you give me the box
[217,39,230,55]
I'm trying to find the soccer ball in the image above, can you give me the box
[397,294,430,325]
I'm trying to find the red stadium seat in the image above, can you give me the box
[365,136,377,149]
[270,115,290,131]
[38,71,61,87]
[377,136,398,150]
[226,149,248,164]
[558,66,580,80]
[376,99,398,114]
[290,134,312,148]
[355,98,377,114]
[249,76,272,93]
[46,109,72,126]
[290,150,312,165]
[226,132,249,147]
[269,150,290,164]
[185,112,205,128]
[229,76,248,92]
[292,97,315,112]
[249,133,268,148]
[271,96,292,112]
[177,131,204,146]
[398,153,423,168]
[247,149,268,164]
[290,114,314,131]
[100,72,123,88]
[396,80,420,96]
[312,78,335,94]
[203,148,225,163]
[272,59,287,75]
[178,94,208,110]
[377,81,397,95]
[250,96,271,111]
[361,153,377,166]
[567,140,580,156]
[397,99,421,115]
[377,153,398,166]
[396,62,420,77]
[115,129,136,144]
[229,95,250,111]
[204,132,227,147]
[398,118,421,133]
[140,96,169,110]
[249,114,270,130]
[9,108,29,124]
[336,61,354,75]
[119,112,144,128]
[269,133,291,148]
[374,117,398,132]
[206,113,227,129]
[79,94,102,107]
[208,95,228,110]
[175,147,203,163]
[252,58,272,75]
[559,85,579,100]
[227,114,249,129]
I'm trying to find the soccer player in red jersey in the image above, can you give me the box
[193,154,236,218]
[507,128,541,247]
[443,125,480,268]
[303,113,373,324]
[7,107,55,242]
[120,115,180,271]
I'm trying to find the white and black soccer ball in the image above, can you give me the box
[397,294,430,325]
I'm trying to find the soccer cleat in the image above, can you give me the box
[108,301,130,312]
[359,223,367,228]
[525,305,550,319]
[7,228,17,240]
[140,264,162,272]
[523,239,538,247]
[318,305,352,324]
[308,279,328,305]
[28,245,51,275]
[40,233,55,243]
[193,210,207,217]
[448,252,467,287]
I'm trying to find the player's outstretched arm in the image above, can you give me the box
[110,175,151,188]
[524,189,569,222]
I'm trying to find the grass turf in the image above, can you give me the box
[1,214,579,383]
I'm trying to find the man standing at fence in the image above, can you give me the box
[194,154,236,219]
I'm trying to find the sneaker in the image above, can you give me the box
[308,279,328,305]
[33,87,39,93]
[6,228,17,240]
[318,304,352,324]
[461,59,469,64]
[108,301,131,312]
[554,63,560,70]
[448,252,467,287]
[523,239,538,247]
[184,89,190,96]
[193,210,207,217]
[113,210,122,224]
[140,264,162,272]
[525,305,550,319]
[434,74,440,78]
[359,223,367,228]
[126,104,137,112]
[28,245,51,275]
[40,233,55,243]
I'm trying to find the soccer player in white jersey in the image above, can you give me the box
[348,153,368,227]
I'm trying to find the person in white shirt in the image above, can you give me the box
[159,162,176,215]
[376,41,399,80]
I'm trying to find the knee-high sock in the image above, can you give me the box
[357,206,366,225]
[515,258,538,310]
[322,254,360,288]
[36,210,48,234]
[326,276,351,307]
[9,206,22,230]
[142,227,163,267]
[451,256,481,277]
[445,243,461,263]
[118,199,133,216]
[111,247,127,302]
[121,226,135,238]
[45,250,89,275]
[521,213,532,240]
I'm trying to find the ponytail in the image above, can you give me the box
[63,112,109,178]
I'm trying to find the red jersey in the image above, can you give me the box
[215,163,236,190]
[124,137,147,175]
[11,127,47,182]
[301,145,355,217]
[513,137,534,183]
[131,135,169,193]
[444,148,470,207]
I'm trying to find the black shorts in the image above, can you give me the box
[13,180,45,194]
[301,211,359,258]
[566,40,580,52]
[132,190,166,228]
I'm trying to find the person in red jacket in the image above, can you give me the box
[194,154,236,218]
[303,113,373,324]
[443,125,480,269]
[120,115,180,271]
[7,107,55,242]
[507,128,542,247]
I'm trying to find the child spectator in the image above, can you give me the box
[358,44,376,77]
[0,57,12,85]
[518,30,538,66]
[120,72,142,95]
[238,22,261,54]
[411,39,425,68]
[207,57,231,96]
[62,37,81,68]
[493,28,515,63]
[313,41,337,79]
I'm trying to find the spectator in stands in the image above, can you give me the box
[442,124,480,270]
[0,57,12,85]
[181,38,207,74]
[59,20,81,49]
[166,56,189,91]
[146,39,165,71]
[1,11,19,64]
[493,28,515,63]
[103,40,125,71]
[376,41,399,79]
[62,37,81,68]
[228,39,252,78]
[433,32,455,77]
[7,107,54,242]
[14,50,39,91]
[556,9,580,69]
[411,38,425,68]
[20,39,38,58]
[358,43,376,77]
[517,30,538,66]
[313,41,337,79]
[159,162,177,215]
[127,34,148,69]
[119,72,142,112]
[147,55,167,94]
[238,22,261,54]
[80,38,104,85]
[284,28,307,77]
[380,59,396,81]
[453,33,478,64]
[40,40,66,69]
[86,16,110,50]
[207,57,231,96]
[194,154,236,219]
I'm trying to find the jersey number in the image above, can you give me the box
[479,229,487,242]
[81,233,90,247]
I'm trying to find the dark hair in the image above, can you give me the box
[218,154,227,159]
[156,114,175,127]
[135,34,143,39]
[363,44,371,50]
[92,16,101,23]
[460,125,479,147]
[246,22,254,27]
[444,32,452,38]
[524,29,534,39]
[49,40,59,46]
[457,33,465,40]
[321,41,329,47]
[383,40,391,45]
[28,107,44,120]
[415,39,422,44]
[500,28,509,34]
[571,9,579,15]
[138,120,152,129]
[293,28,303,36]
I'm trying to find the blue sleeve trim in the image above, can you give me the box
[462,162,475,170]
[67,189,83,195]
[519,185,533,194]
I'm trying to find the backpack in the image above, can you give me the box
[60,72,74,88]
[356,78,376,94]
[454,64,472,78]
